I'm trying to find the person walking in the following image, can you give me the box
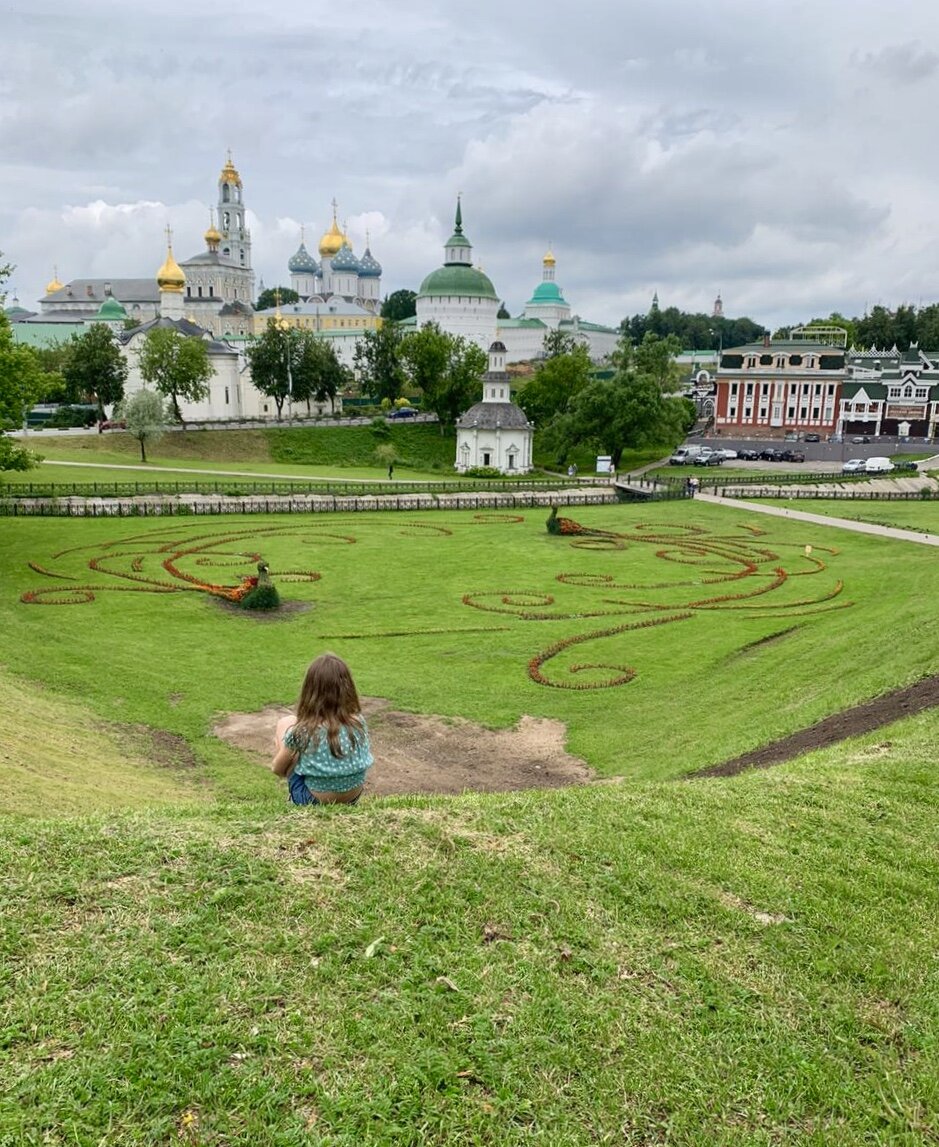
[271,653,373,806]
[388,461,394,480]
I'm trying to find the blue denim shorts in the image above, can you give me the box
[288,772,361,807]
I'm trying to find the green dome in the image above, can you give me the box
[527,281,566,306]
[418,264,498,301]
[96,296,127,320]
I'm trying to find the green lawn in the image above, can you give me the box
[4,501,937,788]
[2,499,939,1143]
[766,497,939,534]
[2,714,937,1144]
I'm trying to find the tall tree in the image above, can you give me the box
[380,289,417,322]
[634,332,684,391]
[542,329,579,359]
[63,324,128,417]
[0,313,45,430]
[400,323,486,430]
[516,344,593,426]
[245,320,298,419]
[293,331,345,414]
[354,322,406,403]
[255,286,300,312]
[116,389,168,463]
[136,328,212,426]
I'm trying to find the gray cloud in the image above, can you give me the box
[3,0,939,330]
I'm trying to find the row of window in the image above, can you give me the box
[729,382,837,397]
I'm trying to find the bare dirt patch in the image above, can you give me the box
[695,674,939,778]
[213,698,594,796]
[114,724,201,771]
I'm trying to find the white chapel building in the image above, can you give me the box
[455,341,533,474]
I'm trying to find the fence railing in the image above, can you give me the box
[708,486,937,502]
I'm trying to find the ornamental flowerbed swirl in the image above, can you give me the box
[20,510,851,690]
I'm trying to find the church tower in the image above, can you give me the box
[217,151,251,270]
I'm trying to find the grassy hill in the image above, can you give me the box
[2,707,937,1143]
[2,500,938,1142]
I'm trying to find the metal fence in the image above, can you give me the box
[0,489,618,518]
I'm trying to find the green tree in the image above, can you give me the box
[0,250,12,304]
[380,289,417,322]
[63,324,128,417]
[116,389,168,463]
[293,330,345,414]
[401,323,486,430]
[516,344,593,426]
[255,286,300,312]
[551,361,693,469]
[354,323,406,403]
[542,329,579,359]
[246,320,298,419]
[136,328,212,426]
[0,433,42,473]
[634,332,684,391]
[0,313,46,429]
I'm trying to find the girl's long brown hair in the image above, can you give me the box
[293,653,364,758]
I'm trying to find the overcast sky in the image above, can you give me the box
[3,0,939,331]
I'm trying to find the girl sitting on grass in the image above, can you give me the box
[271,653,373,806]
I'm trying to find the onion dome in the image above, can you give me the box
[204,209,222,251]
[358,243,382,278]
[288,239,319,275]
[319,200,345,258]
[157,227,186,293]
[220,151,242,188]
[45,269,64,295]
[96,295,128,321]
[331,242,361,274]
[542,248,556,267]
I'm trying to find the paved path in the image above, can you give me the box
[33,460,435,486]
[697,491,939,547]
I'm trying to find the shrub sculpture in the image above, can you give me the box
[236,561,281,611]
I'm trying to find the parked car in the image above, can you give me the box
[865,457,895,474]
[389,407,418,419]
[842,458,866,473]
[717,448,738,460]
[697,449,724,466]
[98,419,127,432]
[669,446,703,465]
[804,433,821,443]
[737,449,759,461]
[852,435,871,444]
[759,448,782,462]
[894,459,919,472]
[779,450,805,463]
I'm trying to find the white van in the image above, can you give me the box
[668,445,703,466]
[865,457,895,474]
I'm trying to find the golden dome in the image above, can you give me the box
[157,227,185,293]
[319,198,345,257]
[543,248,556,267]
[220,150,243,188]
[45,268,64,295]
[204,209,221,250]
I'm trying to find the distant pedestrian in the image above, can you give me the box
[567,464,575,478]
[388,462,394,480]
[688,475,699,498]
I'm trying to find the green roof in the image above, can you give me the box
[11,322,82,347]
[498,318,547,329]
[527,281,566,305]
[418,264,498,301]
[96,296,127,320]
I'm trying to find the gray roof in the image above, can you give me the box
[457,401,531,430]
[43,278,161,303]
[123,316,236,356]
[181,250,243,268]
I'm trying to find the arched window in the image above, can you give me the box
[222,186,230,203]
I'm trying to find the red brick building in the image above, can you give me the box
[714,338,846,438]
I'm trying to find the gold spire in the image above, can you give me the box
[204,208,221,250]
[220,149,243,188]
[543,246,556,267]
[45,266,64,295]
[318,198,344,257]
[157,225,186,293]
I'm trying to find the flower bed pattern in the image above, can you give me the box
[20,511,850,690]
